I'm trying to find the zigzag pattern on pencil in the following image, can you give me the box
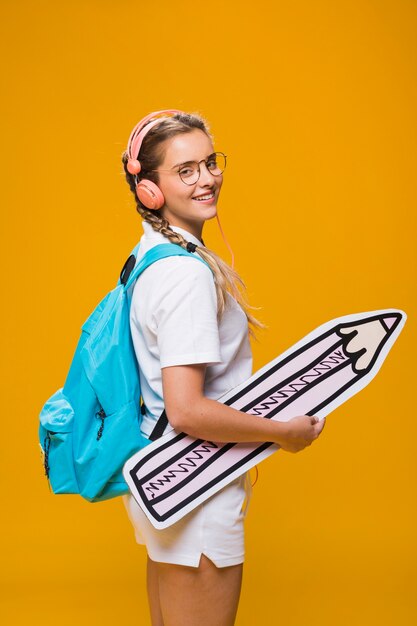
[248,349,348,417]
[144,442,220,498]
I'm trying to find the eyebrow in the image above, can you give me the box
[171,152,216,170]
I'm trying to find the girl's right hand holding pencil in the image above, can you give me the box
[276,415,326,453]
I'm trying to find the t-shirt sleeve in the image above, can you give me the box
[152,256,222,368]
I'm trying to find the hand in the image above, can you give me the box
[277,415,326,453]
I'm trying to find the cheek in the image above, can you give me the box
[159,178,186,203]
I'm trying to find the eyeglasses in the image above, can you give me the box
[147,152,227,186]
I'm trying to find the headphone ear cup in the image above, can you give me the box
[136,179,165,210]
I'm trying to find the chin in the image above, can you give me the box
[201,204,218,219]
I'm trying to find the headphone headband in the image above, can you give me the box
[127,109,185,166]
[125,108,186,204]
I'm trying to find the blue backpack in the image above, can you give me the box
[38,241,208,502]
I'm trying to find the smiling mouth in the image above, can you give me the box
[192,192,215,201]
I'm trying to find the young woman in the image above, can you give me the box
[121,109,325,626]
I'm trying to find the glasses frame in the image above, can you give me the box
[146,151,227,186]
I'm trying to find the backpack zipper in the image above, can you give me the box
[43,432,51,478]
[96,408,106,440]
[42,432,53,491]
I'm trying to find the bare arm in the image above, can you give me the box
[162,363,325,452]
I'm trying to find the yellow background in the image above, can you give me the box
[1,1,416,624]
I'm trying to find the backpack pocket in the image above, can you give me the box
[39,388,79,494]
[81,399,151,501]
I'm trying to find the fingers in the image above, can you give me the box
[281,415,326,454]
[314,416,326,436]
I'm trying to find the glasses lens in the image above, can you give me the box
[207,153,226,175]
[178,153,227,185]
[179,163,199,185]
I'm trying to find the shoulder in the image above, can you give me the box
[132,252,216,310]
[142,253,213,288]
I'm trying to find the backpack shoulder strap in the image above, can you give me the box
[118,241,141,287]
[126,243,210,441]
[124,243,209,291]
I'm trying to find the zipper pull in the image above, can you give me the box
[43,433,51,478]
[42,433,52,491]
[96,408,106,440]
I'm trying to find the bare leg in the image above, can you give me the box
[156,554,243,626]
[147,556,165,626]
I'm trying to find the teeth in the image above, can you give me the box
[194,193,214,201]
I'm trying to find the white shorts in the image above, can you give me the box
[122,471,252,568]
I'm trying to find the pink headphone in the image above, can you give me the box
[126,109,235,267]
[126,109,184,210]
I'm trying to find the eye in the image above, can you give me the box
[179,166,194,176]
[207,159,218,169]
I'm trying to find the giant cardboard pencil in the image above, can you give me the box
[123,309,406,529]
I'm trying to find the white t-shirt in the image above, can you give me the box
[129,220,253,438]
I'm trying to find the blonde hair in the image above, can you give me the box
[121,111,265,337]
